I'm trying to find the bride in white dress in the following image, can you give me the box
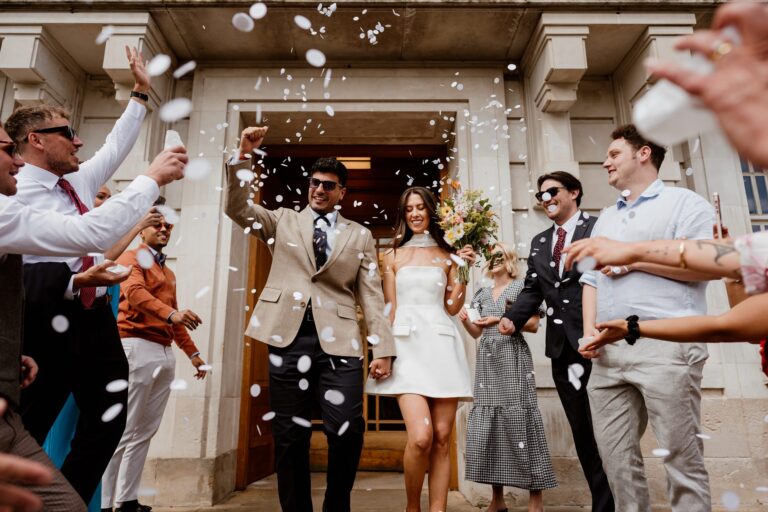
[366,186,475,512]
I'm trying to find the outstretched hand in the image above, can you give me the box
[125,46,150,94]
[579,321,629,356]
[563,237,638,272]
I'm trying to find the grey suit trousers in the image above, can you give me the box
[587,337,711,512]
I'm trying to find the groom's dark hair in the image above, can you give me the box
[312,157,348,187]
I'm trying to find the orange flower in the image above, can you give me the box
[450,180,462,191]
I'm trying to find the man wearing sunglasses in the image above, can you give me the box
[498,171,614,511]
[225,126,395,512]
[2,45,160,506]
[0,120,188,511]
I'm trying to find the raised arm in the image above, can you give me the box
[78,46,150,191]
[223,126,279,241]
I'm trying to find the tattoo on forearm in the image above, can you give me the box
[695,240,738,265]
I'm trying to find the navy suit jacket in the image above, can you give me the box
[504,212,597,359]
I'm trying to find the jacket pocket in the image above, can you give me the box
[436,324,454,337]
[392,325,411,337]
[259,287,282,303]
[337,303,357,320]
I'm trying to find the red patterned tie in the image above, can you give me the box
[552,227,567,271]
[57,178,96,308]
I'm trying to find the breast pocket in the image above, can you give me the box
[258,287,282,303]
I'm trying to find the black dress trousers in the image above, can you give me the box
[268,317,364,512]
[20,263,129,504]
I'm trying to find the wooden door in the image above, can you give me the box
[235,236,274,488]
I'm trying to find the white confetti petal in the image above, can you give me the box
[51,315,69,333]
[507,63,517,71]
[152,366,162,379]
[232,12,255,32]
[297,354,312,373]
[137,249,154,269]
[292,416,312,427]
[541,192,552,201]
[249,384,261,397]
[236,169,255,182]
[621,189,631,198]
[423,417,430,425]
[320,326,335,342]
[262,411,276,421]
[366,334,380,345]
[101,403,123,423]
[159,98,193,123]
[306,49,326,68]
[195,286,211,299]
[294,15,311,30]
[95,25,115,45]
[338,420,350,436]
[155,204,180,224]
[170,378,188,390]
[721,491,740,510]
[325,105,335,117]
[269,354,284,367]
[299,378,309,390]
[652,448,670,457]
[173,61,197,79]
[324,389,345,405]
[106,379,128,393]
[249,2,267,19]
[184,158,211,180]
[147,54,171,77]
[518,441,525,448]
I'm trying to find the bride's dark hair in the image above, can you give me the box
[392,186,453,253]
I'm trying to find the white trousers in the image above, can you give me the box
[101,337,176,508]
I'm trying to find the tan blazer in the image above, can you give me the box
[224,160,395,359]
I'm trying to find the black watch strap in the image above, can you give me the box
[624,315,640,346]
[130,90,149,101]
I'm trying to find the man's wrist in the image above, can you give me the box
[189,351,201,360]
[167,310,177,324]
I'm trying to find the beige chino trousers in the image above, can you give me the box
[587,337,711,512]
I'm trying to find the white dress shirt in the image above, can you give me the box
[13,100,146,299]
[311,209,338,259]
[0,176,159,261]
[551,209,582,276]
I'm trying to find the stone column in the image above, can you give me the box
[521,18,588,178]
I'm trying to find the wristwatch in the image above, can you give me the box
[130,90,149,102]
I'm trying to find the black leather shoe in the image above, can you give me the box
[115,501,152,512]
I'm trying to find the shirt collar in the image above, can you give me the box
[311,209,338,226]
[20,163,61,191]
[554,209,582,233]
[616,179,664,209]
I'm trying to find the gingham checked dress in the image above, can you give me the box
[464,281,557,490]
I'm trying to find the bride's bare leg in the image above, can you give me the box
[427,398,458,512]
[398,394,433,512]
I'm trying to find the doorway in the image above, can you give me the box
[235,143,451,488]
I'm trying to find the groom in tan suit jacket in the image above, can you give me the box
[225,126,395,512]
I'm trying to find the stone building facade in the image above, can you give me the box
[1,1,766,509]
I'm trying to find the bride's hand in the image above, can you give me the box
[369,357,392,380]
[473,316,500,327]
[457,245,477,265]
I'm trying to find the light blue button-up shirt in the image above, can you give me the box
[580,179,715,322]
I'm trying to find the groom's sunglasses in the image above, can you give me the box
[308,177,343,192]
[0,141,18,158]
[534,186,565,203]
[24,125,78,142]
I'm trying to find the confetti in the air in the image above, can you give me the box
[299,378,309,390]
[137,248,154,269]
[95,25,115,45]
[652,448,670,457]
[292,416,312,427]
[170,379,188,390]
[52,315,69,333]
[324,389,345,405]
[576,257,597,273]
[249,384,261,397]
[297,355,312,373]
[184,158,212,180]
[306,49,327,68]
[173,61,197,79]
[567,363,584,390]
[155,204,180,224]
[147,54,171,76]
[338,420,350,436]
[106,379,128,393]
[294,15,312,30]
[159,98,193,123]
[195,286,211,299]
[262,411,276,421]
[232,12,255,32]
[325,105,335,117]
[101,403,123,423]
[249,2,267,19]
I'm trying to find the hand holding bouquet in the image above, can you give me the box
[438,183,499,284]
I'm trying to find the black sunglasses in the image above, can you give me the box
[308,177,342,192]
[535,186,565,203]
[25,125,77,142]
[0,142,17,158]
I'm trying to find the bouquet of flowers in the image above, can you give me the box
[438,182,499,284]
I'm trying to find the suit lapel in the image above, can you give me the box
[320,214,354,272]
[299,207,317,269]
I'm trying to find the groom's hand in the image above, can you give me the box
[369,357,392,380]
[238,126,268,159]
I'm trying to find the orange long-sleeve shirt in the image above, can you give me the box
[117,245,199,357]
